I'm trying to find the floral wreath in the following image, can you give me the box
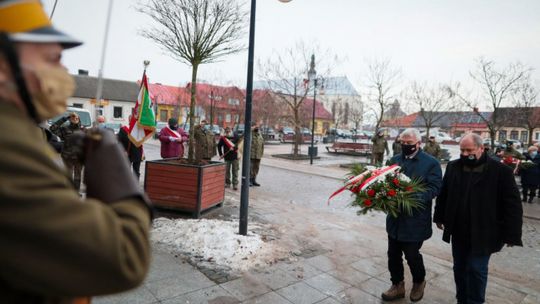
[329,164,426,218]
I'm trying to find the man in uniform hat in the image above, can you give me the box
[0,1,152,302]
[423,135,441,159]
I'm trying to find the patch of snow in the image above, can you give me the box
[151,217,283,272]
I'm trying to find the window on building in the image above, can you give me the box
[226,114,231,123]
[498,130,507,142]
[71,103,83,109]
[217,114,223,124]
[96,105,104,116]
[520,131,528,143]
[113,106,123,118]
[536,132,540,141]
[234,114,239,123]
[228,98,240,105]
[160,110,168,122]
[510,130,519,140]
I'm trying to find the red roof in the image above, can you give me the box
[382,112,418,127]
[301,97,333,120]
[147,83,189,106]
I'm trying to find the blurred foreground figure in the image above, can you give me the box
[0,1,152,302]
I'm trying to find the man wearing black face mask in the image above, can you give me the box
[382,128,442,302]
[434,134,522,304]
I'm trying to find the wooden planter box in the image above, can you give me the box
[144,159,226,218]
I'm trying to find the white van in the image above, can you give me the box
[48,107,93,128]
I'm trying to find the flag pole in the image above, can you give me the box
[94,0,115,126]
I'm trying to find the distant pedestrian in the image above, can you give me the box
[250,123,264,187]
[159,118,188,159]
[194,119,216,161]
[381,128,442,302]
[50,112,86,190]
[423,136,441,159]
[434,134,523,304]
[118,123,144,179]
[371,130,389,165]
[218,127,240,190]
[519,145,540,203]
[392,135,402,156]
[96,115,113,132]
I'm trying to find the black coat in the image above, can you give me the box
[117,127,143,162]
[387,150,443,242]
[519,153,540,186]
[434,155,523,254]
[217,134,239,161]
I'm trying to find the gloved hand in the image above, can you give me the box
[83,129,152,215]
[169,136,177,142]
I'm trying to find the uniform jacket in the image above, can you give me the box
[0,102,150,303]
[387,150,443,242]
[423,141,441,159]
[371,136,389,154]
[50,117,86,161]
[158,127,188,159]
[194,125,216,160]
[434,154,523,254]
[118,127,143,162]
[392,141,402,156]
[250,131,265,160]
[218,134,239,161]
[519,153,540,186]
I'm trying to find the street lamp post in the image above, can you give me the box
[307,54,322,165]
[239,0,291,236]
[209,90,215,128]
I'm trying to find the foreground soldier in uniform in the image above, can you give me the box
[0,1,152,302]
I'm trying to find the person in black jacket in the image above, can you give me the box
[118,125,144,179]
[519,145,540,203]
[218,127,239,190]
[382,128,442,302]
[434,133,523,304]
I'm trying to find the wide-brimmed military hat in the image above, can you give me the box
[0,0,81,48]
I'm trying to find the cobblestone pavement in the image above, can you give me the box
[93,140,540,304]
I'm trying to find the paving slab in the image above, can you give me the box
[242,291,293,304]
[304,273,351,297]
[305,255,338,272]
[326,267,372,288]
[356,277,393,299]
[349,258,387,277]
[145,271,215,301]
[278,261,324,280]
[160,285,239,304]
[93,285,158,304]
[334,286,382,304]
[314,297,342,304]
[220,277,272,301]
[248,268,300,290]
[276,281,328,304]
[146,251,196,283]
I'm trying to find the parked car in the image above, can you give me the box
[233,124,245,137]
[48,107,93,128]
[205,124,222,135]
[280,127,295,135]
[301,127,312,136]
[102,122,122,134]
[341,129,353,139]
[506,139,522,149]
[261,126,277,140]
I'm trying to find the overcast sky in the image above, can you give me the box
[43,0,540,104]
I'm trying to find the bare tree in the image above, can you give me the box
[409,81,459,140]
[138,0,247,162]
[257,42,333,157]
[512,77,539,146]
[363,58,402,132]
[449,57,530,148]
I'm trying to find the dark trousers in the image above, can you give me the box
[64,158,83,191]
[250,159,261,179]
[451,239,491,304]
[372,152,384,165]
[132,161,141,179]
[521,185,537,201]
[387,237,425,284]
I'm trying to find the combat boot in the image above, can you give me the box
[252,179,261,187]
[410,280,426,302]
[381,281,405,301]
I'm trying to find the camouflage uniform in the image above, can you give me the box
[194,125,216,161]
[250,131,265,184]
[50,116,86,190]
[371,135,389,165]
[424,141,441,159]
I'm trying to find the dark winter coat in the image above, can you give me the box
[434,154,523,255]
[218,134,239,161]
[158,127,188,159]
[519,153,540,186]
[387,150,442,242]
[118,127,143,162]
